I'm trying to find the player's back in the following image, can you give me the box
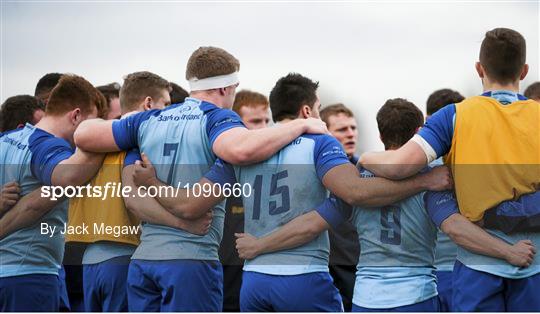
[127,98,228,261]
[350,168,438,308]
[233,134,332,275]
[0,124,68,277]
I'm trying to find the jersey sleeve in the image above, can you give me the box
[29,135,74,186]
[417,104,455,158]
[112,110,157,150]
[315,194,353,229]
[203,106,245,147]
[313,135,351,180]
[123,149,141,167]
[204,159,237,186]
[424,190,459,228]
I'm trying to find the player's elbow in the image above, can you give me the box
[440,214,464,243]
[74,122,94,151]
[219,146,254,166]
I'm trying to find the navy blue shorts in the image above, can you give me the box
[0,274,59,311]
[436,270,453,311]
[127,259,223,311]
[453,260,540,311]
[240,271,343,312]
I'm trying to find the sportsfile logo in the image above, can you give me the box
[40,181,252,200]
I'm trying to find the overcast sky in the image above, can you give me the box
[1,1,538,152]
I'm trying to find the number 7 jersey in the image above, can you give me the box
[206,133,350,275]
[112,97,244,261]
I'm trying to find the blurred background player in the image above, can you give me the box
[360,28,540,311]
[97,82,122,119]
[425,88,464,312]
[320,103,360,311]
[220,89,270,312]
[34,72,63,105]
[0,75,104,311]
[169,82,189,105]
[232,90,270,129]
[74,47,329,311]
[524,81,540,102]
[0,95,45,132]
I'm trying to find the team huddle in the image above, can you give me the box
[0,27,539,312]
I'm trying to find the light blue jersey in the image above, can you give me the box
[427,191,540,279]
[0,124,73,277]
[112,97,244,261]
[429,158,457,271]
[205,133,350,275]
[349,169,438,309]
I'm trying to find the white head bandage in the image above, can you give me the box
[188,72,239,91]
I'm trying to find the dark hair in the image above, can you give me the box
[377,98,424,150]
[120,71,170,112]
[232,89,268,114]
[426,88,465,116]
[480,28,526,85]
[186,46,240,82]
[320,103,354,125]
[97,82,121,118]
[524,82,540,100]
[34,72,63,103]
[269,73,319,122]
[169,82,189,105]
[46,74,101,116]
[0,95,45,132]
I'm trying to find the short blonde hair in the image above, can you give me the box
[185,47,240,81]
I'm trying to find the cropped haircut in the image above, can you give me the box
[377,98,424,150]
[169,82,189,105]
[269,73,319,122]
[426,88,465,116]
[0,95,45,132]
[524,82,540,100]
[185,47,240,81]
[34,72,63,102]
[480,28,526,85]
[46,74,101,116]
[97,82,121,117]
[320,103,354,125]
[232,90,269,114]
[119,71,170,112]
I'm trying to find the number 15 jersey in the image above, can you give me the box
[206,133,350,275]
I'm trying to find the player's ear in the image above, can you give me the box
[70,108,82,125]
[143,96,152,111]
[519,64,529,81]
[475,62,485,79]
[300,105,311,119]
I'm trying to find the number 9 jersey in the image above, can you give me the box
[350,168,438,310]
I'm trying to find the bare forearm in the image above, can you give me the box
[153,178,223,220]
[257,211,328,255]
[52,150,105,187]
[442,214,510,261]
[74,119,119,152]
[349,176,425,207]
[0,189,60,239]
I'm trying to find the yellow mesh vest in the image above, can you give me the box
[445,96,540,221]
[65,151,141,245]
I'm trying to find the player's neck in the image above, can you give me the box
[35,115,72,141]
[482,79,520,93]
[189,91,225,108]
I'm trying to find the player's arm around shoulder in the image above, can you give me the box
[74,118,118,152]
[51,148,105,187]
[212,117,328,165]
